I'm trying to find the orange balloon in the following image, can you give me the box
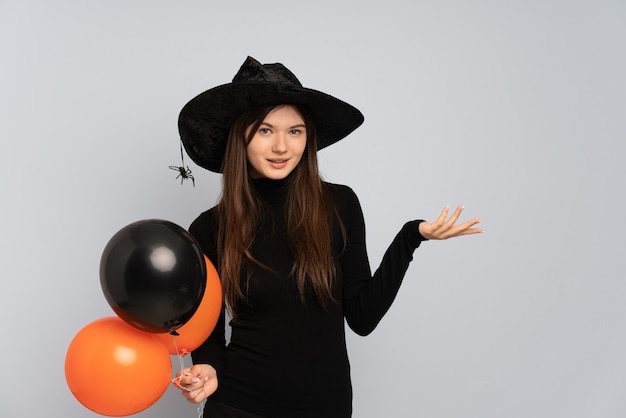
[65,317,172,416]
[157,255,222,355]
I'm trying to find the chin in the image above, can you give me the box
[265,171,291,180]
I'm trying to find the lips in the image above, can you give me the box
[267,158,289,169]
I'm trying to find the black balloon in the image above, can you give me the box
[100,219,206,333]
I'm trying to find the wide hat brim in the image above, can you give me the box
[178,61,364,173]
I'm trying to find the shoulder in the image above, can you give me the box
[323,181,363,217]
[189,206,219,256]
[324,181,358,201]
[324,181,357,198]
[189,206,219,233]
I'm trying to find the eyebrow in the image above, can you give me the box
[260,122,306,129]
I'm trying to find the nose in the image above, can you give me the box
[271,133,288,153]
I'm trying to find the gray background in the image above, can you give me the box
[1,0,625,417]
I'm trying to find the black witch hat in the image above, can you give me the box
[178,56,364,173]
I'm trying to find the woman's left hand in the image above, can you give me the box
[419,205,483,240]
[174,364,218,404]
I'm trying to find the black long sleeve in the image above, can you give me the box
[188,180,425,418]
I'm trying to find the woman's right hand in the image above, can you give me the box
[175,364,218,403]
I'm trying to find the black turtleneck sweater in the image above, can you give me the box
[189,177,425,418]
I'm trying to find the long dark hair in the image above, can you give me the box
[217,104,344,317]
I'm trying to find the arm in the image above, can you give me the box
[174,209,226,403]
[341,213,425,335]
[176,294,225,404]
[339,188,481,336]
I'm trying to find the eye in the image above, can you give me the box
[290,129,303,135]
[258,128,271,135]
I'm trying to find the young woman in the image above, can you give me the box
[175,56,482,418]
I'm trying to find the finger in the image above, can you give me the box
[459,217,481,230]
[204,376,218,397]
[435,206,450,225]
[175,374,205,392]
[185,387,206,404]
[462,218,483,234]
[443,205,464,227]
[182,382,203,396]
[183,389,197,401]
[428,206,450,235]
[190,364,212,379]
[446,219,483,238]
[449,227,483,238]
[177,367,202,379]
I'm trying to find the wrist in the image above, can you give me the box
[417,220,429,241]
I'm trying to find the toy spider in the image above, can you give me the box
[169,144,195,187]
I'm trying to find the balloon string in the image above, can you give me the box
[169,335,205,417]
[170,335,190,390]
[173,336,186,378]
[197,400,206,418]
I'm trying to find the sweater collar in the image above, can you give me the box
[250,174,292,204]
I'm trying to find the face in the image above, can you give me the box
[246,105,307,179]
